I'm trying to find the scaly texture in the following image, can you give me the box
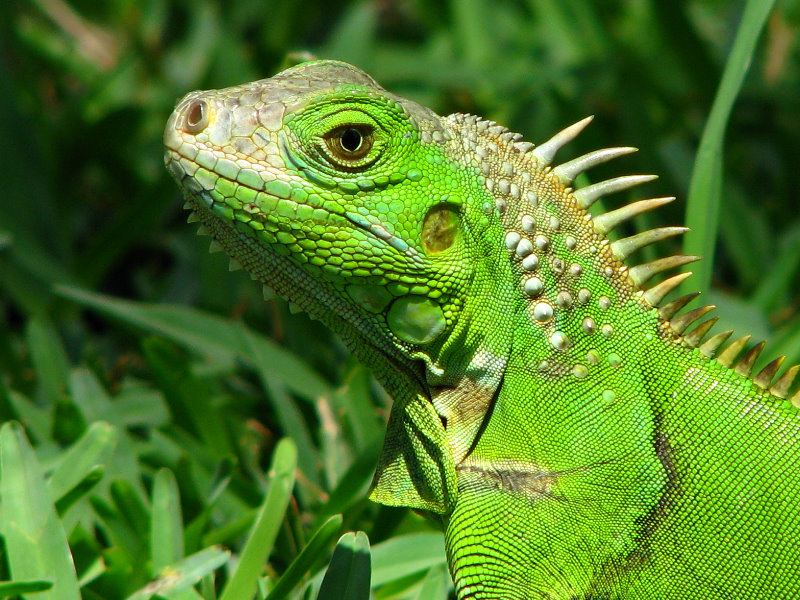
[164,60,800,599]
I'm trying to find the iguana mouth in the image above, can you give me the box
[164,145,432,401]
[184,188,430,385]
[165,95,442,399]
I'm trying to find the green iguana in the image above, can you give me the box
[164,60,800,599]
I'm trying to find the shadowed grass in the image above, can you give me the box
[684,0,778,293]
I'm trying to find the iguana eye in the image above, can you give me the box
[340,128,364,152]
[323,124,376,168]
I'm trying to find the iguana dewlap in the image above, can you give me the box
[164,60,800,599]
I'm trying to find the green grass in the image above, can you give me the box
[684,0,778,293]
[0,1,798,598]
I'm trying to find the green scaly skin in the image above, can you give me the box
[164,60,800,599]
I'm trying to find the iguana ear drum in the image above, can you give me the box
[421,203,460,254]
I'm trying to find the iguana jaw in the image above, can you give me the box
[165,149,431,400]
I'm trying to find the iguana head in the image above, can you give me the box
[164,60,514,397]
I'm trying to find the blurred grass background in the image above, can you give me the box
[0,0,798,598]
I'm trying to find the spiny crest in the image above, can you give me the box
[488,115,800,406]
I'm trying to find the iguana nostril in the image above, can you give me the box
[184,99,208,132]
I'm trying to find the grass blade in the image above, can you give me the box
[264,514,343,600]
[151,468,185,572]
[0,422,81,600]
[684,0,777,293]
[57,285,331,402]
[317,531,371,600]
[0,580,53,597]
[25,317,70,405]
[218,438,297,600]
[126,546,231,600]
[412,565,450,600]
[47,421,117,507]
[370,532,447,587]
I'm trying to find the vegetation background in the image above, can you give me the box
[0,0,798,598]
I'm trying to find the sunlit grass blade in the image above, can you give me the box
[0,422,81,600]
[412,564,451,600]
[3,387,51,444]
[683,0,777,293]
[151,468,185,572]
[264,514,343,600]
[317,532,371,600]
[47,421,117,510]
[218,438,297,600]
[370,532,447,587]
[53,465,104,517]
[126,546,231,600]
[0,580,53,597]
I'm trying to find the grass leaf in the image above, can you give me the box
[317,531,371,600]
[0,422,81,600]
[126,547,231,600]
[151,468,185,571]
[264,514,343,600]
[683,0,777,293]
[218,438,298,600]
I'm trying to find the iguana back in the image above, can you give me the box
[164,60,800,599]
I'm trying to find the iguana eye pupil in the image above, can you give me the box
[340,128,362,152]
[323,125,375,167]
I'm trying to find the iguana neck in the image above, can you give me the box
[424,114,651,468]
